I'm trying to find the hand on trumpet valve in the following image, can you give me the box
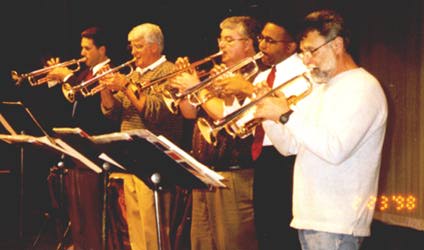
[98,72,128,92]
[210,63,229,77]
[175,56,195,74]
[45,58,73,82]
[254,92,290,122]
[213,74,254,97]
[46,57,60,67]
[253,81,272,97]
[169,72,200,93]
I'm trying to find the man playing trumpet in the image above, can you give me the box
[45,26,118,135]
[171,15,262,250]
[99,22,186,250]
[44,26,118,250]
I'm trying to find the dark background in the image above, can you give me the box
[0,0,423,249]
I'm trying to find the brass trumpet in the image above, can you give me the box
[136,51,223,91]
[197,71,314,146]
[62,58,136,103]
[162,51,264,114]
[11,57,86,86]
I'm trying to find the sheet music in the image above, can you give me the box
[0,134,103,174]
[156,135,226,188]
[90,129,155,143]
[98,153,127,171]
[52,127,91,138]
[54,138,103,173]
[59,128,227,188]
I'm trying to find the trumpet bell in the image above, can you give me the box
[197,117,219,146]
[62,83,77,103]
[11,70,22,85]
[11,57,86,86]
[162,88,180,114]
[223,107,259,139]
[197,70,314,145]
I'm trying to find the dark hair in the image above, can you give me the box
[299,9,351,51]
[81,26,110,48]
[261,8,302,42]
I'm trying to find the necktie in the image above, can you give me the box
[84,69,94,81]
[251,65,276,161]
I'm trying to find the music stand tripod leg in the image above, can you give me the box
[18,133,24,243]
[151,172,163,250]
[31,156,70,250]
[101,162,111,250]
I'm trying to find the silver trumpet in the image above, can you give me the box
[62,58,136,103]
[11,57,86,86]
[136,51,222,91]
[197,69,314,146]
[162,51,264,114]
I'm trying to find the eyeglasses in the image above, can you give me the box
[217,36,248,44]
[300,36,337,59]
[257,34,291,45]
[127,43,144,51]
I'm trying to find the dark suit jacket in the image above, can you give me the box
[66,67,119,135]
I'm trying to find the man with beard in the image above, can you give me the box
[254,9,388,250]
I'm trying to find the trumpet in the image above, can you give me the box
[197,70,314,146]
[162,51,264,114]
[136,51,222,91]
[11,57,86,86]
[62,58,136,103]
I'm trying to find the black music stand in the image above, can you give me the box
[53,128,225,250]
[0,101,61,249]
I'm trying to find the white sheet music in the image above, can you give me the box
[0,134,103,174]
[54,128,227,188]
[54,139,103,173]
[156,135,226,188]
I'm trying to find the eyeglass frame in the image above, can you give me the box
[217,36,249,44]
[257,34,292,45]
[300,35,338,59]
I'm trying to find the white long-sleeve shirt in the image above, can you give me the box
[264,67,388,236]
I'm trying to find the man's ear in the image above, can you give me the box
[332,36,344,53]
[150,43,160,54]
[99,45,107,55]
[245,38,254,52]
[287,41,297,54]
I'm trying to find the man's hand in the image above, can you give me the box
[99,72,128,92]
[45,57,73,82]
[255,91,290,122]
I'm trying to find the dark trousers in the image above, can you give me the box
[64,166,102,250]
[253,146,300,250]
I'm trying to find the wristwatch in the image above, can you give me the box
[279,110,293,124]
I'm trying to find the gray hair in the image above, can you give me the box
[128,23,164,53]
[219,16,261,41]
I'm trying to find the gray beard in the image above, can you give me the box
[311,67,330,83]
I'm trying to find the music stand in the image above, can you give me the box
[0,100,58,248]
[54,128,225,250]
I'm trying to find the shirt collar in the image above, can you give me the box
[136,55,167,75]
[92,58,111,75]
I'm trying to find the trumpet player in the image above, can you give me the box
[99,22,185,250]
[45,26,118,135]
[45,26,118,250]
[171,16,261,250]
[254,10,388,250]
[226,17,306,250]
